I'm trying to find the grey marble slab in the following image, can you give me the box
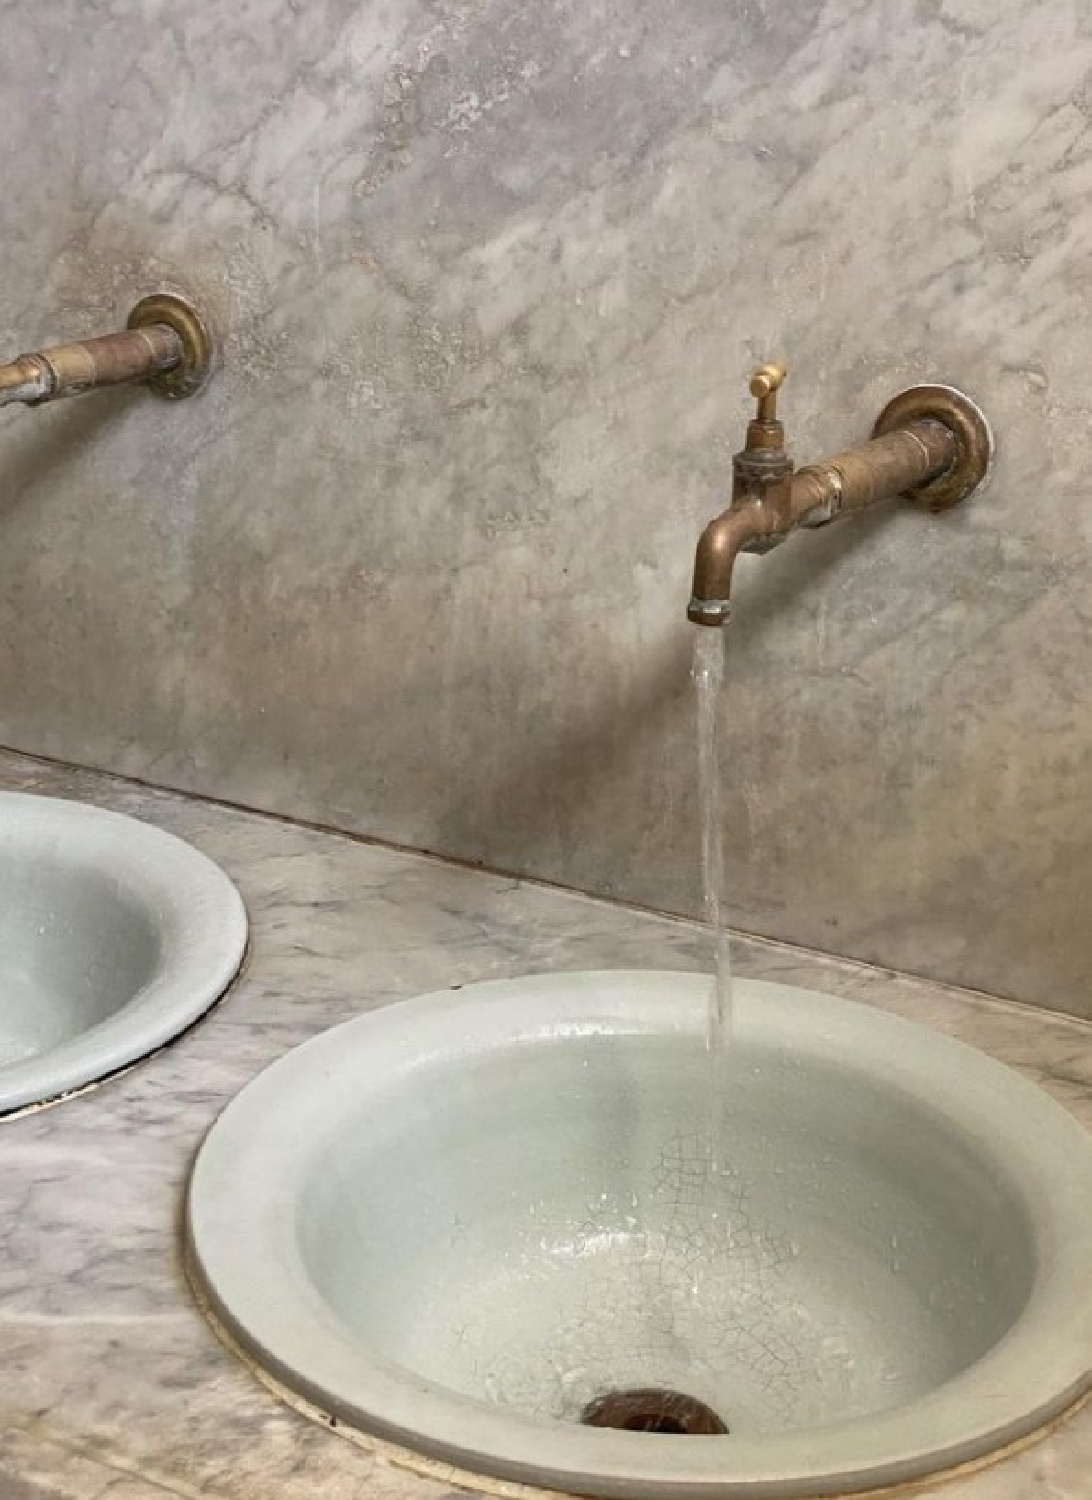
[1,3,1092,1017]
[0,748,1090,1500]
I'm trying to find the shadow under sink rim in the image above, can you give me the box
[185,971,1092,1499]
[0,792,247,1115]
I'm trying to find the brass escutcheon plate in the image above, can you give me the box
[127,291,214,398]
[873,384,993,512]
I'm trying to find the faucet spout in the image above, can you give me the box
[0,355,51,408]
[687,500,770,626]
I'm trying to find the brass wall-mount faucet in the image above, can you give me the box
[688,365,992,625]
[0,293,214,410]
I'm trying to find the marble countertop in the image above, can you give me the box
[1,748,1090,1500]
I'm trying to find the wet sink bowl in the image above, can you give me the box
[186,971,1092,1498]
[0,793,247,1115]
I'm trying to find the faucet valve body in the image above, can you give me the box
[687,367,992,625]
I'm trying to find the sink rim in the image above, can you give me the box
[185,970,1092,1498]
[0,791,247,1115]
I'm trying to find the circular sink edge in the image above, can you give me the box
[0,792,248,1116]
[182,1270,1092,1500]
[185,971,1092,1499]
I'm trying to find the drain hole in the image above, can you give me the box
[581,1387,728,1435]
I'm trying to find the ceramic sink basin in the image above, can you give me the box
[186,971,1092,1498]
[0,793,247,1115]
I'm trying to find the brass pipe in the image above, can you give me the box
[798,421,956,515]
[0,325,183,409]
[0,293,214,408]
[687,370,992,626]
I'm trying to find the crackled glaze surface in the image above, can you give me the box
[1,5,1092,1014]
[1,749,1090,1500]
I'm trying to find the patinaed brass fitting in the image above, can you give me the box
[687,366,993,626]
[0,293,214,410]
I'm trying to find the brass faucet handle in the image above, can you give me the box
[749,363,788,400]
[748,362,788,426]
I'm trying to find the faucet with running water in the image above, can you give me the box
[687,364,992,626]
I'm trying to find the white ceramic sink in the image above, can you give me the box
[186,971,1092,1498]
[0,793,247,1115]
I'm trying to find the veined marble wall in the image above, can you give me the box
[1,1,1091,1016]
